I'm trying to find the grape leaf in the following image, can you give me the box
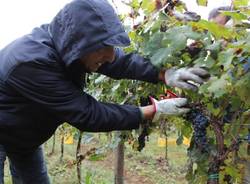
[206,40,222,59]
[131,0,140,9]
[194,56,215,68]
[142,0,156,14]
[191,20,236,39]
[206,41,221,52]
[233,0,248,8]
[217,49,235,70]
[224,164,241,179]
[223,11,248,21]
[167,25,201,40]
[150,47,173,67]
[180,122,193,138]
[180,26,202,40]
[170,33,187,51]
[230,96,242,111]
[143,32,164,55]
[207,102,220,116]
[196,0,207,6]
[235,72,250,105]
[207,75,228,98]
[164,29,187,51]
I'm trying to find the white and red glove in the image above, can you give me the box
[150,97,190,122]
[164,67,210,91]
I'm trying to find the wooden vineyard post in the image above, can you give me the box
[76,131,83,184]
[114,135,125,184]
[163,121,169,165]
[60,127,65,162]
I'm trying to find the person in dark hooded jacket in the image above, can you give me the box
[0,0,210,183]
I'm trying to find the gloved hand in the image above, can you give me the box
[164,67,210,91]
[150,97,190,122]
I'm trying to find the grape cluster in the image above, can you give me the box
[186,108,209,152]
[137,96,153,151]
[137,123,150,151]
[186,42,202,58]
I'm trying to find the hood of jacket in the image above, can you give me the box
[48,0,130,67]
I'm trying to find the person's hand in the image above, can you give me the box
[150,97,190,122]
[164,67,210,91]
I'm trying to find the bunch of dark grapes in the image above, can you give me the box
[186,108,209,152]
[137,96,153,151]
[137,122,150,151]
[186,41,202,58]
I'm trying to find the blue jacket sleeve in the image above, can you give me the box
[97,48,160,83]
[6,61,142,132]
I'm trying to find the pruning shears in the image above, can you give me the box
[159,89,178,100]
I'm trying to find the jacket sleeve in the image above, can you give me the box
[6,61,142,132]
[97,48,160,83]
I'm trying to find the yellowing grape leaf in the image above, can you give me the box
[191,20,236,39]
[196,0,207,6]
[223,11,248,21]
[142,0,156,14]
[233,0,248,8]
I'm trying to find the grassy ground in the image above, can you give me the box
[4,133,189,184]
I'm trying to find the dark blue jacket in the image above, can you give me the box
[0,0,159,153]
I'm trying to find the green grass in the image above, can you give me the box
[4,133,189,184]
